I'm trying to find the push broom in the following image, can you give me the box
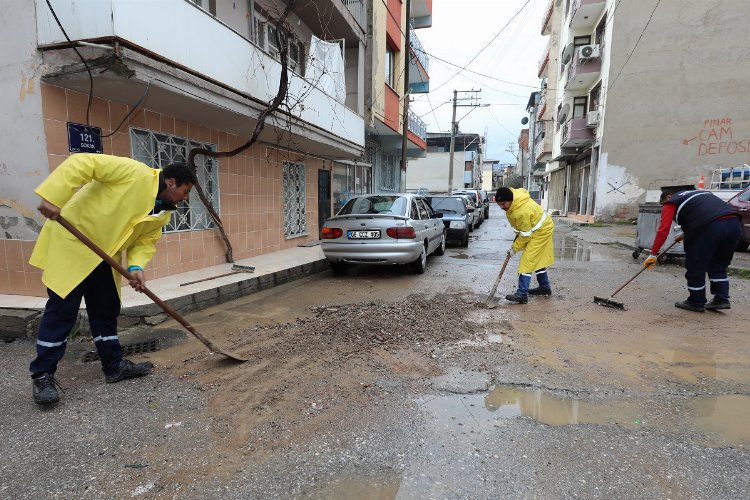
[594,238,680,310]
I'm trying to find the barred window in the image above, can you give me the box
[130,128,219,232]
[283,161,307,238]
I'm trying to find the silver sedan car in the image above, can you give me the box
[321,193,446,274]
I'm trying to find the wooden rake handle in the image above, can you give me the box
[55,215,229,356]
[485,251,512,304]
[609,238,680,299]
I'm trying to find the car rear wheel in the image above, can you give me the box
[412,244,427,274]
[330,261,347,275]
[434,231,446,256]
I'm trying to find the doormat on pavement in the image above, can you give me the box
[298,240,322,247]
[82,338,160,362]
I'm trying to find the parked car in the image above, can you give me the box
[452,189,484,226]
[727,186,750,251]
[455,194,480,231]
[426,195,473,247]
[478,189,490,219]
[321,193,446,274]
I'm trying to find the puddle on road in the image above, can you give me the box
[421,385,750,448]
[690,394,750,446]
[484,385,642,428]
[302,475,401,500]
[555,236,610,262]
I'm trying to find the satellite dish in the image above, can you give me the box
[521,117,529,125]
[557,103,570,124]
[561,43,574,64]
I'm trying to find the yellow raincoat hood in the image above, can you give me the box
[504,188,555,273]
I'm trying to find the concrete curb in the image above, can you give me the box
[0,258,330,340]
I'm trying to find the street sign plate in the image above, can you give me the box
[67,122,103,153]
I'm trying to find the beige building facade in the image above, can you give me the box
[538,0,750,221]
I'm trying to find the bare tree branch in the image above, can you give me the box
[187,0,297,263]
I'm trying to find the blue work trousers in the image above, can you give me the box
[683,217,741,305]
[30,261,123,377]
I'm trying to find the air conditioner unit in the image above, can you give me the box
[586,110,600,127]
[578,44,600,59]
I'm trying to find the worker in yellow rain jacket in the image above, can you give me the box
[29,153,196,406]
[495,187,555,304]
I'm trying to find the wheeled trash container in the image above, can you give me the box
[632,203,685,262]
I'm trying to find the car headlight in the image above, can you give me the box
[449,221,467,229]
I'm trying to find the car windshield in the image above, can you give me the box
[338,195,407,216]
[428,197,464,213]
[457,192,478,203]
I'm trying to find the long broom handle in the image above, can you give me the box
[55,215,223,352]
[609,238,680,299]
[485,251,512,303]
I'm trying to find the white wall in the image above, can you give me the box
[406,152,465,193]
[0,0,48,239]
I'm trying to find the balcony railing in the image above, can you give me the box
[410,24,430,73]
[342,0,366,30]
[541,0,554,35]
[561,117,594,148]
[408,108,427,141]
[537,39,550,77]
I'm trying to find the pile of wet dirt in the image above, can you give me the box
[229,293,482,358]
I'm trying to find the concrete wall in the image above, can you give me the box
[406,152,465,193]
[0,0,48,240]
[596,0,750,219]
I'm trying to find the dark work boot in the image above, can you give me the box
[674,300,705,313]
[105,359,154,383]
[705,298,730,310]
[531,268,551,296]
[32,373,62,405]
[505,293,528,304]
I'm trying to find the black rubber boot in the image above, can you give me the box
[674,300,705,313]
[505,293,528,304]
[705,298,730,310]
[105,359,155,383]
[32,373,61,405]
[528,287,552,296]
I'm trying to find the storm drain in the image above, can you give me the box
[82,338,160,362]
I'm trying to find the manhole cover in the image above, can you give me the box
[83,338,160,362]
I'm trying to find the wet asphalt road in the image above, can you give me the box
[1,204,749,499]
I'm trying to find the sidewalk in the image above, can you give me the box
[557,217,750,273]
[0,243,328,338]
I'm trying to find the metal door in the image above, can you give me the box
[318,170,331,238]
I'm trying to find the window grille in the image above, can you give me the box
[130,128,219,232]
[283,161,307,237]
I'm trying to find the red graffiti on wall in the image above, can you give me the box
[682,117,750,155]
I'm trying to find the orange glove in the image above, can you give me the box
[643,255,657,269]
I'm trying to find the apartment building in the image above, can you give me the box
[341,0,431,212]
[405,132,484,193]
[1,0,370,296]
[537,0,750,221]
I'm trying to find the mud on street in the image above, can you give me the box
[1,205,750,498]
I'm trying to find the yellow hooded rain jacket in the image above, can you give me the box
[505,188,555,274]
[29,154,172,299]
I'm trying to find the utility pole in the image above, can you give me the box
[400,0,412,188]
[448,89,482,193]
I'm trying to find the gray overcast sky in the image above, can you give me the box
[409,0,549,163]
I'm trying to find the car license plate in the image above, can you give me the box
[348,230,380,239]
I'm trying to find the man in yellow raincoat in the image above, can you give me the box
[29,153,196,405]
[495,187,555,304]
